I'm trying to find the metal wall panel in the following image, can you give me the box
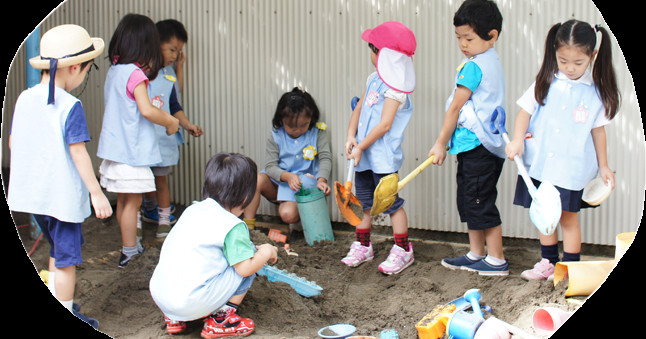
[2,0,643,245]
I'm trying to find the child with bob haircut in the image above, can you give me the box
[150,152,278,337]
[8,24,110,328]
[342,21,417,275]
[243,87,332,230]
[507,19,619,280]
[428,0,509,276]
[97,14,180,268]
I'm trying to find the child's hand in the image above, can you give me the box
[428,143,447,166]
[317,179,331,196]
[166,116,180,135]
[345,137,358,157]
[176,50,185,69]
[505,139,524,160]
[256,243,278,265]
[90,191,113,219]
[348,147,363,165]
[285,172,302,191]
[599,165,615,190]
[185,123,204,137]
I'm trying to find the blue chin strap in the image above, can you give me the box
[46,58,59,105]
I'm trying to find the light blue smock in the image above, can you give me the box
[148,65,185,167]
[271,126,321,201]
[355,73,413,173]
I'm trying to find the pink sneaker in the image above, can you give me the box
[341,241,374,267]
[520,258,555,281]
[378,243,414,275]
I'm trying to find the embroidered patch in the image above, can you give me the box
[572,104,589,123]
[316,122,327,130]
[365,90,379,107]
[165,74,177,82]
[152,95,164,109]
[302,145,317,160]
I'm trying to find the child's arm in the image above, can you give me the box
[348,97,399,165]
[345,93,364,156]
[505,109,531,160]
[316,129,332,195]
[69,142,113,219]
[233,243,278,277]
[428,86,472,165]
[174,110,203,137]
[591,126,615,189]
[133,82,180,135]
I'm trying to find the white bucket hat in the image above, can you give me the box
[361,21,416,93]
[29,24,104,104]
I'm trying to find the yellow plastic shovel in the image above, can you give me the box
[371,155,435,215]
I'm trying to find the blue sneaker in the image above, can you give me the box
[441,255,480,270]
[141,206,177,225]
[73,309,99,329]
[464,259,509,276]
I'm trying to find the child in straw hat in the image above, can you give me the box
[8,24,111,328]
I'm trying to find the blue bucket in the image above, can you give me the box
[295,187,334,245]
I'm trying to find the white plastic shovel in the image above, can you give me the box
[490,106,561,235]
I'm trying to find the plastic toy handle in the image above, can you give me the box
[351,96,360,111]
[489,106,508,135]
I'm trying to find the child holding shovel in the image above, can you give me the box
[342,21,417,275]
[427,0,508,275]
[506,19,619,280]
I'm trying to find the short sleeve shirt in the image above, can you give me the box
[222,223,255,266]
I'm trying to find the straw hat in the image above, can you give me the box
[29,24,104,69]
[361,21,416,93]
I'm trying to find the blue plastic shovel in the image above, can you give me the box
[490,106,561,235]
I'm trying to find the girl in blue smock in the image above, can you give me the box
[506,20,619,280]
[243,88,332,230]
[97,14,180,268]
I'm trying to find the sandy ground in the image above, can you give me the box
[8,203,640,338]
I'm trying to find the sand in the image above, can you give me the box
[11,206,635,339]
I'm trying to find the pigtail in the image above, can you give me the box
[592,25,620,120]
[534,23,562,106]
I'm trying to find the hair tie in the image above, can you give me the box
[592,24,600,32]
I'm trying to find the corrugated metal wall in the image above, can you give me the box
[2,0,643,245]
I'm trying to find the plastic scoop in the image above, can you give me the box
[582,177,612,206]
[334,158,364,226]
[490,106,561,235]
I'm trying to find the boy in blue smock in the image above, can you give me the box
[141,19,203,238]
[8,24,111,327]
[428,0,508,276]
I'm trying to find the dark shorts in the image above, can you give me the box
[513,176,596,213]
[355,170,405,215]
[456,145,505,230]
[33,214,84,268]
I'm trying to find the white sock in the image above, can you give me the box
[122,245,139,258]
[136,211,142,230]
[47,271,56,297]
[466,251,485,261]
[484,255,506,266]
[60,299,74,312]
[158,207,171,225]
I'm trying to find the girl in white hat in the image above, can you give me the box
[96,14,180,268]
[342,21,417,275]
[8,24,111,328]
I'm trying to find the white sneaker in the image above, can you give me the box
[379,243,414,275]
[341,241,374,267]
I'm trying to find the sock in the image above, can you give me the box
[158,207,171,225]
[562,251,580,262]
[466,251,486,261]
[60,299,74,312]
[394,232,409,249]
[541,244,560,264]
[243,218,256,230]
[215,302,239,322]
[122,245,139,259]
[136,237,144,253]
[48,271,56,297]
[356,228,371,247]
[136,211,142,230]
[484,255,506,266]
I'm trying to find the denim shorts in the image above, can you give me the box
[355,170,405,215]
[456,145,504,230]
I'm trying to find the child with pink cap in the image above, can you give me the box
[342,21,416,275]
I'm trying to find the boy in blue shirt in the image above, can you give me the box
[427,0,508,275]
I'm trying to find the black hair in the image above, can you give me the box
[535,19,620,119]
[156,19,188,43]
[453,0,503,40]
[202,153,258,210]
[271,87,320,130]
[108,13,163,80]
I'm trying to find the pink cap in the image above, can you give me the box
[361,21,416,57]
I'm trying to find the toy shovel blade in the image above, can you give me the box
[334,158,364,226]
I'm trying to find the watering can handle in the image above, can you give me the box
[491,106,538,197]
